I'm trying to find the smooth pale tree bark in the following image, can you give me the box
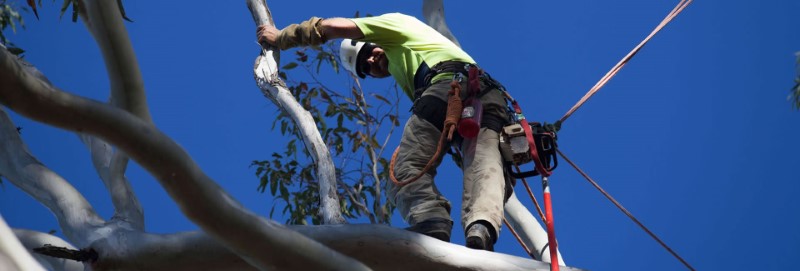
[422,0,461,47]
[0,215,46,271]
[0,46,368,270]
[0,0,363,268]
[79,0,149,231]
[246,0,347,225]
[12,229,84,271]
[0,0,582,270]
[0,106,106,246]
[10,223,581,271]
[505,193,565,263]
[421,0,566,263]
[78,133,143,230]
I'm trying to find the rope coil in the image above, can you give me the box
[389,79,462,186]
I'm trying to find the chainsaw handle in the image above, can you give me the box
[505,164,540,179]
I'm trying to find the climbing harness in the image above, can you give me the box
[387,1,697,266]
[388,67,467,186]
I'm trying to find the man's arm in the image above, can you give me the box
[257,17,364,50]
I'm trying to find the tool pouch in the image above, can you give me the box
[458,98,483,138]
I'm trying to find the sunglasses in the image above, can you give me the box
[359,57,372,76]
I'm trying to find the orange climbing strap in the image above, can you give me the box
[559,0,693,124]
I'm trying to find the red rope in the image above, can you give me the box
[516,165,547,223]
[503,218,535,259]
[559,0,693,124]
[557,149,696,271]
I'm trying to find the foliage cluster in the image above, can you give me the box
[0,0,130,55]
[0,0,28,54]
[251,42,401,225]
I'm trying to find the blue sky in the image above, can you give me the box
[1,1,799,270]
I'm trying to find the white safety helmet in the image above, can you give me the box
[339,39,375,78]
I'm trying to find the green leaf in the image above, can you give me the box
[269,175,278,195]
[257,175,268,192]
[372,94,390,105]
[59,0,72,19]
[116,0,133,22]
[282,62,298,70]
[279,183,289,197]
[71,2,78,22]
[7,47,24,56]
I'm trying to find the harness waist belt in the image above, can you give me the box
[413,61,473,91]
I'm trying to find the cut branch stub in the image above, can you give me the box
[33,244,98,263]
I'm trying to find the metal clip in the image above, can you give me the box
[453,72,464,83]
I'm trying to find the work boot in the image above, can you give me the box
[405,218,453,242]
[465,222,495,251]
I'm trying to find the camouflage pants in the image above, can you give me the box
[388,77,507,236]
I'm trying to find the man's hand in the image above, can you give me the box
[256,25,280,47]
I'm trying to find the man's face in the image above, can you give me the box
[360,47,390,78]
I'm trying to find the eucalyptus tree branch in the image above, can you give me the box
[0,107,105,245]
[247,0,347,225]
[13,229,84,271]
[79,0,151,121]
[88,230,254,271]
[0,45,366,271]
[504,193,565,263]
[422,0,461,47]
[75,0,148,229]
[0,216,47,271]
[26,224,581,271]
[292,224,581,271]
[78,134,144,230]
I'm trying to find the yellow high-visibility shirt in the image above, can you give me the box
[351,13,475,99]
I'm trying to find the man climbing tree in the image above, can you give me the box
[257,12,514,251]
